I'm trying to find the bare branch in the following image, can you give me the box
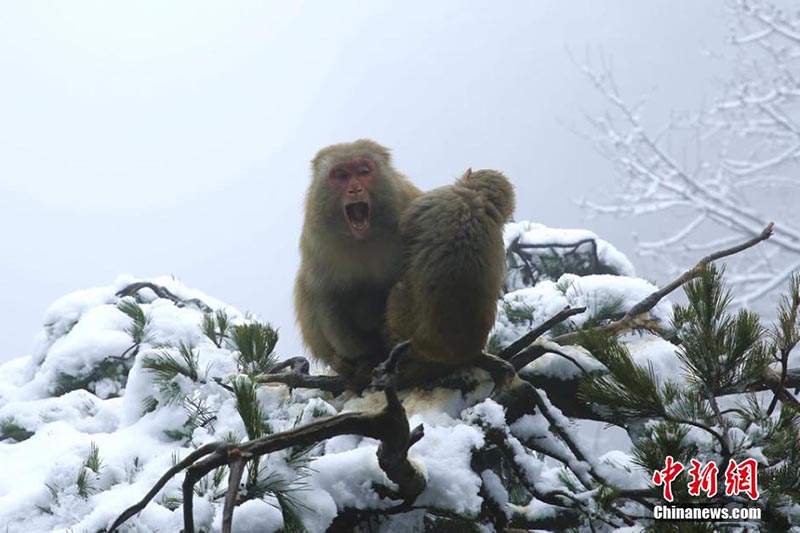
[116,282,213,313]
[553,223,774,345]
[499,306,586,360]
[256,371,347,396]
[222,451,249,533]
[108,443,225,532]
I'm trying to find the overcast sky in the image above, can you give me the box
[0,1,729,362]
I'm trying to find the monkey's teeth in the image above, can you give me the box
[346,202,370,227]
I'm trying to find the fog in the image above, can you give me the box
[0,1,728,362]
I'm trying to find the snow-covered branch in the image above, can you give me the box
[580,0,800,308]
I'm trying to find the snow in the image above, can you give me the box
[504,220,637,287]
[510,497,564,525]
[312,445,397,511]
[465,399,507,430]
[596,450,649,491]
[411,422,486,514]
[0,229,686,531]
[480,469,510,517]
[627,336,683,385]
[492,272,672,353]
[524,342,604,381]
[212,498,283,532]
[0,275,507,531]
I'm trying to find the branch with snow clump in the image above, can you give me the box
[109,341,425,533]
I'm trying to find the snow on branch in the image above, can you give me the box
[107,220,777,531]
[2,215,797,530]
[110,342,426,533]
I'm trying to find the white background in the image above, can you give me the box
[0,1,728,362]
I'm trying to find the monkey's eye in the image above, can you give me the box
[357,166,371,176]
[331,169,349,180]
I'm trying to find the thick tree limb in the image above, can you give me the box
[256,372,347,396]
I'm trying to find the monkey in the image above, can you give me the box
[294,139,421,389]
[386,168,517,392]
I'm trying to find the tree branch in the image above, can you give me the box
[109,342,425,533]
[116,282,213,313]
[553,223,775,345]
[499,306,586,360]
[108,443,225,531]
[256,372,347,396]
[222,451,248,533]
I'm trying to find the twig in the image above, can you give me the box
[499,306,586,360]
[108,443,225,531]
[490,431,628,528]
[510,343,589,374]
[763,367,800,409]
[116,282,213,313]
[553,223,775,344]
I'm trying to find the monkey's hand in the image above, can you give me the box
[476,352,516,398]
[371,340,412,391]
[325,356,375,393]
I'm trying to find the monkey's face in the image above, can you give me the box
[327,157,376,240]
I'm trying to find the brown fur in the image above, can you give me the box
[295,140,421,387]
[386,169,515,386]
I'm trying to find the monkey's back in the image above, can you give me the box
[395,183,508,365]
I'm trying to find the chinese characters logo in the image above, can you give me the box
[652,456,759,502]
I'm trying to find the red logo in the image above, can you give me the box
[653,457,759,501]
[687,459,719,497]
[724,458,759,500]
[652,455,684,502]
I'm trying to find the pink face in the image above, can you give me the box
[328,157,376,239]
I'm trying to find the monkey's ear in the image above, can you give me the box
[462,168,473,180]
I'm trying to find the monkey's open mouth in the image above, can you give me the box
[345,202,371,236]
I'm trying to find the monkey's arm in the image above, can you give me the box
[296,273,389,386]
[294,274,337,367]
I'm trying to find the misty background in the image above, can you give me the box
[0,1,729,363]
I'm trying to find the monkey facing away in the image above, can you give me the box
[294,140,421,388]
[386,168,517,390]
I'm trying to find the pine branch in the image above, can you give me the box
[109,342,425,533]
[519,365,800,424]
